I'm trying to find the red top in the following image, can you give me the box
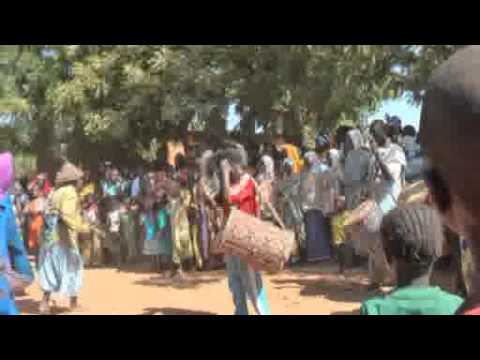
[463,307,480,315]
[226,176,259,217]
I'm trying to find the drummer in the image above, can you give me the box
[220,145,271,315]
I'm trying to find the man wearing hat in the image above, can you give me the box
[38,162,91,314]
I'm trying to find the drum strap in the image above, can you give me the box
[252,179,286,231]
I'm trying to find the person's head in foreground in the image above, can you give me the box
[420,45,480,314]
[360,203,463,315]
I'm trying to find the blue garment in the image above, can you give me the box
[305,209,331,262]
[102,181,121,197]
[38,242,83,297]
[0,193,34,315]
[131,177,141,198]
[141,213,161,256]
[225,256,271,315]
[311,162,328,175]
[377,180,402,215]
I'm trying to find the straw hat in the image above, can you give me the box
[55,162,84,185]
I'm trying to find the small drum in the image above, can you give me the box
[213,209,295,273]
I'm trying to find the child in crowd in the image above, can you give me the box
[141,192,172,275]
[82,193,102,267]
[361,204,463,315]
[119,198,139,263]
[106,197,124,269]
[331,196,353,275]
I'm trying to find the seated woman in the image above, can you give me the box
[361,203,463,315]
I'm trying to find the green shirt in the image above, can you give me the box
[361,286,464,315]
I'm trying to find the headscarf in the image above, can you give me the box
[379,143,407,169]
[55,162,84,186]
[258,154,275,182]
[386,114,402,129]
[304,151,320,167]
[0,152,14,201]
[328,148,341,169]
[315,133,331,150]
[283,157,295,170]
[344,129,364,156]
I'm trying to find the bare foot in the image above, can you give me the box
[39,301,51,315]
[171,271,187,283]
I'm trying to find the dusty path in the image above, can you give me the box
[17,262,372,315]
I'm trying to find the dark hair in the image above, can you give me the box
[370,120,388,147]
[175,154,187,170]
[261,143,274,157]
[402,125,417,138]
[335,126,354,148]
[423,165,451,214]
[381,204,444,276]
[387,123,402,143]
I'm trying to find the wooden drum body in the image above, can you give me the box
[213,209,295,273]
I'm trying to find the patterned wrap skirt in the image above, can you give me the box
[38,241,83,297]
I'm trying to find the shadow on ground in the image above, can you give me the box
[141,307,217,315]
[16,298,71,315]
[272,276,369,303]
[134,273,224,289]
[330,308,361,315]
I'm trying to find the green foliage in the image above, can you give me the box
[0,45,464,164]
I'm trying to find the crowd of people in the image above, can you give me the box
[3,45,480,315]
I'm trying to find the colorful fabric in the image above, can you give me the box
[257,155,275,182]
[304,210,331,262]
[120,210,139,260]
[0,194,34,315]
[226,255,271,315]
[226,173,270,315]
[167,140,186,168]
[228,176,258,217]
[130,177,141,198]
[26,197,46,250]
[461,238,474,295]
[38,185,89,297]
[300,166,335,215]
[157,209,172,257]
[281,144,303,174]
[141,213,161,256]
[169,189,194,265]
[361,286,463,315]
[277,174,303,228]
[0,152,14,201]
[79,182,95,201]
[38,242,83,297]
[332,211,350,247]
[102,180,122,198]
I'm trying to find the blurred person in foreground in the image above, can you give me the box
[419,45,480,314]
[361,204,463,315]
[0,151,34,315]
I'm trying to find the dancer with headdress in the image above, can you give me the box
[38,162,91,314]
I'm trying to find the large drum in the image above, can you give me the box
[213,209,295,273]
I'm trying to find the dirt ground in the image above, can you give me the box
[17,260,456,315]
[16,261,376,315]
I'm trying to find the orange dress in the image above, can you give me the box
[281,144,303,174]
[166,140,186,168]
[27,197,45,250]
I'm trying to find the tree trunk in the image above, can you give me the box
[34,114,58,182]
